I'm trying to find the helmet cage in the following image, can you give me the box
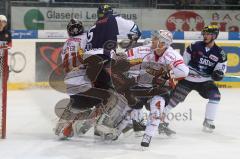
[67,19,84,37]
[151,30,173,47]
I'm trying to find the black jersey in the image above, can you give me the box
[86,14,141,54]
[0,29,12,47]
[184,41,227,82]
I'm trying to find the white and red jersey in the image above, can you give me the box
[61,33,91,95]
[138,46,189,87]
[125,44,152,79]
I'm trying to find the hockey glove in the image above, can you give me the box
[211,70,224,81]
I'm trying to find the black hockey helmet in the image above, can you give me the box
[201,25,219,39]
[67,19,84,37]
[97,4,113,19]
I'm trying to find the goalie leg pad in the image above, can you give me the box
[95,92,130,139]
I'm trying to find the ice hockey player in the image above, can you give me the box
[81,5,143,139]
[86,4,141,55]
[136,30,189,148]
[64,5,142,138]
[161,25,227,132]
[54,19,111,138]
[109,44,151,137]
[85,4,141,91]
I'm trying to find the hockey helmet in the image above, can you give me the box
[97,4,113,19]
[67,19,84,37]
[151,30,173,47]
[201,25,219,38]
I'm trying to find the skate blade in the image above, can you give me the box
[134,131,144,137]
[165,131,176,136]
[59,136,70,140]
[159,131,176,136]
[202,127,214,133]
[141,146,149,151]
[123,129,133,138]
[57,132,72,140]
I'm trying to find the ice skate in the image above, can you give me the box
[95,125,119,141]
[132,120,146,137]
[141,134,152,150]
[202,119,215,133]
[158,122,176,136]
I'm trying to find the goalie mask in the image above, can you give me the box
[151,30,173,48]
[67,19,84,37]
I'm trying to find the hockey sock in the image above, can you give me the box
[205,100,219,121]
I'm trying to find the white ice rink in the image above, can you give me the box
[1,88,240,159]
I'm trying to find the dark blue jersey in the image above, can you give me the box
[86,14,118,51]
[86,14,141,53]
[185,41,227,77]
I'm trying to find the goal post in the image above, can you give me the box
[0,43,9,139]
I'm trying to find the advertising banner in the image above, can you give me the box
[38,30,68,39]
[11,30,38,39]
[11,7,240,32]
[6,39,239,88]
[11,7,140,31]
[8,40,36,83]
[34,40,240,83]
[217,43,240,76]
[35,42,63,82]
[229,32,240,40]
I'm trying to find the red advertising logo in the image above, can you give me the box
[39,46,62,75]
[166,11,205,31]
[211,12,240,32]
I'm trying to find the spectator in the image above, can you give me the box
[0,15,12,47]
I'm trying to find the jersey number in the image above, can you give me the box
[63,48,84,73]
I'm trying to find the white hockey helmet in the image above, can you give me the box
[0,15,7,22]
[151,30,173,47]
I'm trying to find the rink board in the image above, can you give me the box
[8,76,240,90]
[7,39,240,89]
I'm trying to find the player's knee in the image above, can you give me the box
[131,98,147,109]
[150,96,165,112]
[209,91,221,101]
[168,84,190,107]
[131,103,144,109]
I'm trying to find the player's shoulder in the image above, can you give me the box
[213,44,227,62]
[213,43,223,52]
[127,45,151,59]
[136,45,151,54]
[186,41,204,52]
[65,34,86,43]
[164,46,180,61]
[190,41,204,48]
[114,14,134,24]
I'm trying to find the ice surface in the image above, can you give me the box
[0,88,240,159]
